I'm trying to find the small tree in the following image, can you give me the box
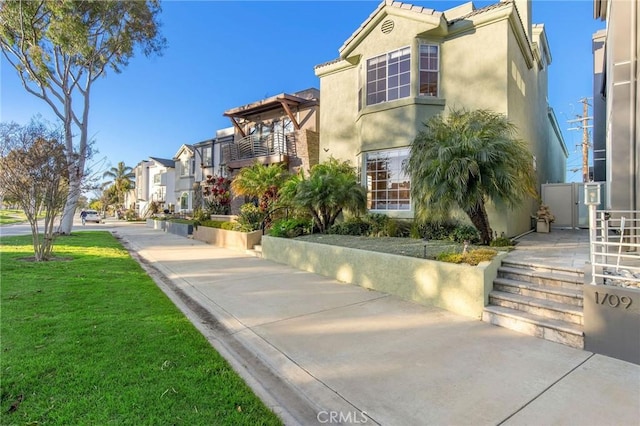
[0,120,76,261]
[280,158,367,233]
[405,108,537,245]
[202,175,231,215]
[102,161,134,210]
[230,162,289,212]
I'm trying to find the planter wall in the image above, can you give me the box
[261,236,505,319]
[165,221,193,237]
[192,226,262,251]
[584,284,640,365]
[146,218,166,231]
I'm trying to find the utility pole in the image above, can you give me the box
[567,98,593,182]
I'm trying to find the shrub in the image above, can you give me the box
[436,248,497,266]
[328,218,370,236]
[451,225,480,243]
[490,236,513,247]
[236,203,265,231]
[269,218,313,238]
[198,220,225,229]
[363,213,389,236]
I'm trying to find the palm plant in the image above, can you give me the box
[230,162,289,212]
[102,161,135,210]
[280,157,367,233]
[405,108,537,245]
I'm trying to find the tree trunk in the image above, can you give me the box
[466,201,493,245]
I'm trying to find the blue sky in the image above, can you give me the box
[1,0,604,183]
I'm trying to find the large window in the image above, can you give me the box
[365,148,411,211]
[419,44,439,97]
[363,44,440,107]
[180,159,189,176]
[366,47,411,106]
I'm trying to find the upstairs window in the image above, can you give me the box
[366,47,411,106]
[419,44,439,97]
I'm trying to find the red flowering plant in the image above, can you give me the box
[202,175,231,215]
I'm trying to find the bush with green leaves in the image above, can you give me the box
[436,248,497,265]
[328,218,370,236]
[451,225,480,243]
[490,236,513,247]
[236,203,265,231]
[269,218,313,238]
[409,220,479,243]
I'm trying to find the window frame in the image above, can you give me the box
[365,46,411,107]
[419,43,440,98]
[364,147,411,212]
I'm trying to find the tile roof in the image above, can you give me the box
[149,157,175,168]
[339,0,442,54]
[447,1,511,24]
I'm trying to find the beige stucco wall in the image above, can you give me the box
[262,236,505,319]
[316,3,565,238]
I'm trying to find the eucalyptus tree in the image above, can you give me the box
[405,108,537,245]
[0,120,71,261]
[0,0,165,234]
[102,161,135,210]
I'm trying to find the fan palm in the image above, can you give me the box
[405,108,537,245]
[102,161,135,209]
[280,157,367,233]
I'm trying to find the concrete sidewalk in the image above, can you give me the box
[113,224,639,426]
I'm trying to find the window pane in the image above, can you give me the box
[365,148,411,211]
[399,72,410,85]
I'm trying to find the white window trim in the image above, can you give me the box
[365,46,412,107]
[418,42,440,98]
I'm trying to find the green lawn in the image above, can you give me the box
[0,232,282,426]
[0,209,27,225]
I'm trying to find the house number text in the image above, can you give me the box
[594,291,633,309]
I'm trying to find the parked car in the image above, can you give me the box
[84,209,102,223]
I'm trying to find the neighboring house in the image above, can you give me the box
[192,127,234,183]
[173,144,196,213]
[147,157,176,215]
[220,88,320,175]
[314,0,567,238]
[593,0,639,212]
[128,157,176,217]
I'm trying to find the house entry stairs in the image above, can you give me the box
[482,260,585,349]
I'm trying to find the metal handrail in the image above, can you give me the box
[589,210,640,285]
[220,132,295,163]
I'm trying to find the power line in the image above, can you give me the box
[566,97,593,182]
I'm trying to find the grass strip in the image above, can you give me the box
[0,210,28,225]
[0,231,282,425]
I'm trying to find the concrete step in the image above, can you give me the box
[493,277,584,307]
[489,291,583,325]
[482,305,584,349]
[498,266,584,290]
[501,260,585,279]
[246,244,263,258]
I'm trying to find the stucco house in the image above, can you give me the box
[592,0,639,213]
[314,0,567,238]
[220,88,320,176]
[126,157,176,217]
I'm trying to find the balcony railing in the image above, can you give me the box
[220,132,296,167]
[590,210,640,286]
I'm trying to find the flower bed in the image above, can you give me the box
[192,226,262,251]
